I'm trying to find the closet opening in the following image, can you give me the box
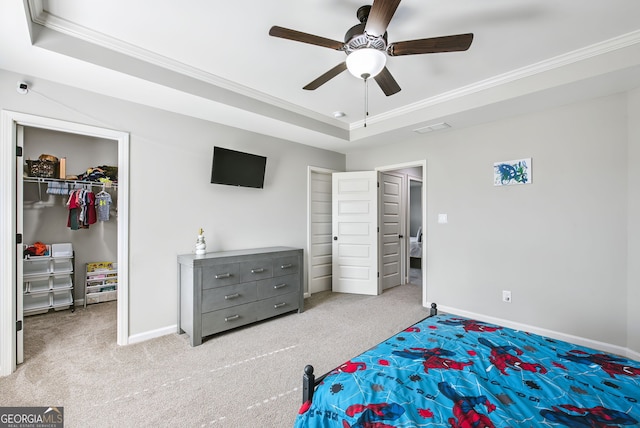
[21,127,118,358]
[0,110,130,376]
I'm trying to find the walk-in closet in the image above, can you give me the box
[21,126,118,318]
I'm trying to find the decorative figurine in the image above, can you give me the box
[195,228,206,255]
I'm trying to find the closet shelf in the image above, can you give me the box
[24,176,117,189]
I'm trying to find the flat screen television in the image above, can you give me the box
[210,146,267,189]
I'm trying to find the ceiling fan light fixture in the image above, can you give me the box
[346,48,387,79]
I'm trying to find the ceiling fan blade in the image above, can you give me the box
[374,67,401,96]
[303,62,348,90]
[269,26,344,50]
[365,0,401,36]
[388,33,474,56]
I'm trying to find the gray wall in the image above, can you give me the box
[1,69,345,338]
[346,91,638,355]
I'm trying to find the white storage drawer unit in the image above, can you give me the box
[178,247,304,346]
[23,243,74,315]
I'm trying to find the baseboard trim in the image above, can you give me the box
[433,303,638,360]
[128,324,176,345]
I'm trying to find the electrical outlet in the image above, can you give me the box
[502,290,512,303]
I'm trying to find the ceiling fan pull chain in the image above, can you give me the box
[363,74,370,127]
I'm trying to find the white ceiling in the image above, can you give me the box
[1,0,640,153]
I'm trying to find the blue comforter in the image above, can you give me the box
[294,313,640,427]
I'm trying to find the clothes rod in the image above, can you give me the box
[24,177,118,190]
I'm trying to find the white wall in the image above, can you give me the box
[0,69,345,338]
[347,93,636,354]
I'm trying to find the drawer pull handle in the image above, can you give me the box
[251,268,265,274]
[224,293,240,300]
[225,314,240,322]
[215,273,231,279]
[273,283,287,290]
[280,263,293,269]
[273,302,287,309]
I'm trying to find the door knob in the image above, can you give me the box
[333,236,338,240]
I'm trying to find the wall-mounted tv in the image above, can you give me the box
[210,146,267,189]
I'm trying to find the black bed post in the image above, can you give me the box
[430,302,438,316]
[303,365,315,403]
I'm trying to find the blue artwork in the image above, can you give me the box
[494,158,531,186]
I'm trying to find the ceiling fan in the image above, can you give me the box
[269,0,474,96]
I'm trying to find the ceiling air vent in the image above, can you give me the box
[413,122,451,134]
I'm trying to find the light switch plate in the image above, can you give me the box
[438,214,448,224]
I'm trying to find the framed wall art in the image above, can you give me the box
[494,158,532,186]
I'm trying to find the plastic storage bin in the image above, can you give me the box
[51,243,73,258]
[26,277,50,293]
[52,259,73,273]
[24,259,51,276]
[24,244,51,259]
[52,289,73,309]
[52,275,72,289]
[24,293,50,312]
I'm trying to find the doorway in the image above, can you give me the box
[305,160,426,303]
[0,110,130,376]
[306,166,336,295]
[408,178,423,286]
[376,161,426,304]
[380,171,403,291]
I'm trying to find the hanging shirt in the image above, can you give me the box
[67,189,81,230]
[96,192,112,221]
[86,191,97,225]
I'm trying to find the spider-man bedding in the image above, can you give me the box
[294,312,640,427]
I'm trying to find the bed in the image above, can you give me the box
[409,227,422,269]
[409,227,422,259]
[295,304,640,427]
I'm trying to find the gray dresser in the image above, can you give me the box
[177,247,304,346]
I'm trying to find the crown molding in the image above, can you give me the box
[25,1,347,131]
[358,29,640,129]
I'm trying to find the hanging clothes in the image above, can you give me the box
[66,188,97,230]
[95,191,112,222]
[46,181,70,195]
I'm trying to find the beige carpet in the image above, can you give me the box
[0,284,427,427]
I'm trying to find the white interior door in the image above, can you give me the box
[380,173,403,290]
[332,171,379,295]
[16,126,24,365]
[308,169,333,294]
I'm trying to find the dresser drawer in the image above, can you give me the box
[202,282,257,312]
[240,261,273,282]
[202,263,240,289]
[255,292,299,319]
[272,255,299,277]
[257,274,299,300]
[201,302,258,336]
